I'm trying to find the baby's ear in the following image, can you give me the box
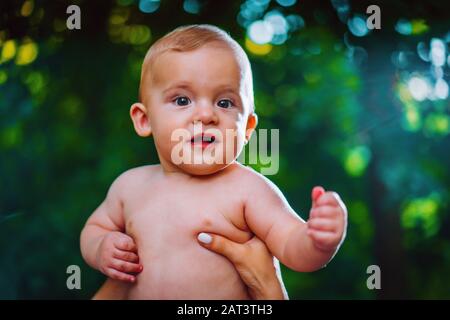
[130,103,152,137]
[245,112,258,142]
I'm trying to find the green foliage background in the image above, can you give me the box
[0,0,449,299]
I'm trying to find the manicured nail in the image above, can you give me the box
[198,233,212,244]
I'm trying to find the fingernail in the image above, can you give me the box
[198,233,212,244]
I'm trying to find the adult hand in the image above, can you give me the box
[197,232,288,300]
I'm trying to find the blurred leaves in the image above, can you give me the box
[0,0,449,299]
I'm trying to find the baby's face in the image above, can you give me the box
[134,44,257,175]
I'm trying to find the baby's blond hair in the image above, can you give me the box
[139,24,255,112]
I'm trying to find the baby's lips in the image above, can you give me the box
[190,133,216,143]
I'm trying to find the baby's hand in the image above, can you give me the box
[95,231,143,282]
[306,186,347,253]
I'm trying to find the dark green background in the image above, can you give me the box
[1,0,449,299]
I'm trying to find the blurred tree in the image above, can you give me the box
[0,0,449,299]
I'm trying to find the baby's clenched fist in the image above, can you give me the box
[306,186,347,253]
[96,231,143,282]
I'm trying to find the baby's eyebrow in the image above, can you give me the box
[210,84,244,96]
[217,86,241,95]
[162,82,192,95]
[162,82,240,95]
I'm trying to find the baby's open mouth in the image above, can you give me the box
[191,133,216,147]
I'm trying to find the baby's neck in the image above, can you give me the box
[157,160,239,180]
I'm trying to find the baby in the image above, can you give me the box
[80,24,347,299]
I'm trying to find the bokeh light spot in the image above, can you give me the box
[275,0,296,7]
[0,70,7,84]
[1,124,22,148]
[395,19,429,36]
[245,37,272,55]
[109,8,130,25]
[21,0,34,17]
[395,19,412,35]
[347,15,369,37]
[24,71,45,94]
[411,19,429,35]
[402,104,422,131]
[434,78,448,100]
[139,0,160,13]
[1,40,17,63]
[424,113,450,136]
[344,145,371,177]
[430,38,446,67]
[127,25,151,45]
[417,42,430,62]
[402,194,440,237]
[408,76,430,101]
[183,0,201,14]
[16,40,39,65]
[248,20,274,44]
[286,14,305,31]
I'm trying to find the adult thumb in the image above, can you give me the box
[197,232,243,264]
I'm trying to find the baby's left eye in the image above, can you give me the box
[217,99,234,109]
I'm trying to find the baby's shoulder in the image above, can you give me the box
[120,164,160,180]
[230,163,289,208]
[229,162,278,194]
[110,165,160,193]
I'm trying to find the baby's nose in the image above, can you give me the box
[193,102,218,124]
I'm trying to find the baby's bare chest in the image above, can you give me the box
[123,181,252,248]
[118,171,255,299]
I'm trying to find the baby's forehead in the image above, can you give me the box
[162,45,241,65]
[149,45,246,87]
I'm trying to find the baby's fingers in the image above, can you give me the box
[113,249,139,263]
[114,236,137,252]
[316,192,347,215]
[106,268,136,283]
[110,259,143,274]
[309,206,338,219]
[307,229,339,251]
[307,218,336,232]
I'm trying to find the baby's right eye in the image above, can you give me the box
[173,96,191,106]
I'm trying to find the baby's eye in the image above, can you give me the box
[173,96,191,106]
[217,99,234,109]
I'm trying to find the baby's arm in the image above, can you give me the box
[244,174,347,272]
[80,173,142,282]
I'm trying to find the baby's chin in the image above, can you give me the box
[176,162,233,176]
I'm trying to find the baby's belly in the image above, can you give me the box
[127,239,250,299]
